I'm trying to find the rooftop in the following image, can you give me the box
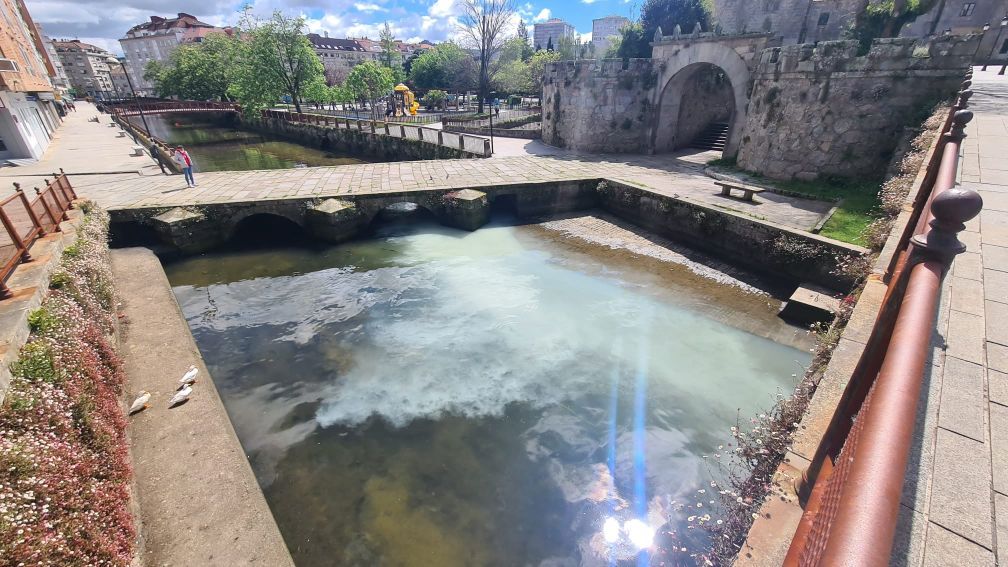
[125,13,214,37]
[306,34,365,52]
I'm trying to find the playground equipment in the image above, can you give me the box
[391,83,419,117]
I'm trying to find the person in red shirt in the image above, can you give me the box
[171,146,196,187]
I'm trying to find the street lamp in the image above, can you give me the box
[982,17,1008,71]
[106,56,153,140]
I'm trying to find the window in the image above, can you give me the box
[960,2,975,16]
[817,12,830,26]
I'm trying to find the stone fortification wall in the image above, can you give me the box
[711,0,863,44]
[736,36,977,181]
[541,59,658,153]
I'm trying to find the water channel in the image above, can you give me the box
[136,114,367,172]
[163,210,812,566]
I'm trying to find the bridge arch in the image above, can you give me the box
[225,210,308,243]
[650,38,759,156]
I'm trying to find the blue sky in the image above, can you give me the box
[26,0,642,56]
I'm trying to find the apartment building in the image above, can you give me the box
[52,40,115,100]
[534,18,576,51]
[592,15,631,55]
[119,13,227,96]
[307,33,378,85]
[0,0,62,161]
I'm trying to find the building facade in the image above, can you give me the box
[0,0,62,161]
[307,34,378,86]
[109,63,130,98]
[35,23,68,92]
[52,40,115,100]
[118,13,225,96]
[534,18,576,51]
[592,15,631,55]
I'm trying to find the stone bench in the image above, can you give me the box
[715,181,765,202]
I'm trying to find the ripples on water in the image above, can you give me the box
[164,216,811,566]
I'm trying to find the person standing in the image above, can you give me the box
[150,143,166,174]
[172,146,196,187]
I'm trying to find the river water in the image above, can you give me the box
[137,113,366,172]
[164,214,811,566]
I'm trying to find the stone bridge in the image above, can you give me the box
[108,100,239,118]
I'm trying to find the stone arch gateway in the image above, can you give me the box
[650,35,765,155]
[541,33,772,156]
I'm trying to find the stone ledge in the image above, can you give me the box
[0,211,83,404]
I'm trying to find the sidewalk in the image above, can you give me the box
[0,101,165,197]
[893,68,1008,566]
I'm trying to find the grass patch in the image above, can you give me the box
[774,177,880,246]
[707,162,880,246]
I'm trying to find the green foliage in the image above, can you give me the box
[409,43,477,92]
[848,0,937,53]
[27,307,59,335]
[10,341,58,384]
[499,37,532,64]
[613,23,652,59]
[346,61,395,119]
[493,59,533,94]
[422,89,447,109]
[230,12,325,114]
[148,33,236,100]
[380,21,401,69]
[528,50,560,92]
[641,0,713,36]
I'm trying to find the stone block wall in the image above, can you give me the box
[541,59,658,153]
[736,36,978,181]
[711,0,864,44]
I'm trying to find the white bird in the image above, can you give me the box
[169,385,193,407]
[128,391,151,414]
[178,366,198,388]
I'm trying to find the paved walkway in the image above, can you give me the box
[0,101,835,232]
[88,148,832,230]
[893,68,1008,566]
[0,101,164,198]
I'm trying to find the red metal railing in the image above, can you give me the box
[0,170,77,299]
[109,100,239,117]
[783,76,982,565]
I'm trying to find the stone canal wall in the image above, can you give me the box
[596,180,866,291]
[736,36,978,180]
[109,177,865,292]
[235,113,481,162]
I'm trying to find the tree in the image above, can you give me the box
[458,0,517,113]
[144,33,235,100]
[640,0,712,37]
[612,23,652,59]
[230,12,325,114]
[528,49,560,95]
[493,59,532,94]
[516,19,533,61]
[546,36,554,51]
[422,89,447,110]
[346,61,394,120]
[409,42,477,93]
[380,21,401,69]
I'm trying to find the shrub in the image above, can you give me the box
[0,205,134,566]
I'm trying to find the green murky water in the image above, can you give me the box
[164,215,811,566]
[137,114,366,172]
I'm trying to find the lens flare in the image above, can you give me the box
[625,518,655,550]
[602,517,620,543]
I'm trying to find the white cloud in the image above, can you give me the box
[353,2,386,12]
[533,8,550,22]
[429,0,455,18]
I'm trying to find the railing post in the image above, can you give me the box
[400,125,406,138]
[384,123,390,136]
[459,133,464,150]
[0,195,30,273]
[14,183,45,237]
[437,131,443,146]
[483,138,491,157]
[418,128,424,141]
[370,120,376,134]
[34,187,62,231]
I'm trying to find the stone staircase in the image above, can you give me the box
[689,122,730,151]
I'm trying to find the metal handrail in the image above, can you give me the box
[0,171,77,299]
[783,76,982,566]
[260,109,493,157]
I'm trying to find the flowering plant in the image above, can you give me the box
[0,206,134,565]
